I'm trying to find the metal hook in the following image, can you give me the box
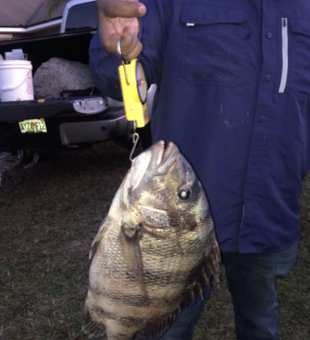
[129,132,140,162]
[117,39,122,60]
[117,39,130,85]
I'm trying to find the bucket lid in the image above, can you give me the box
[0,60,32,67]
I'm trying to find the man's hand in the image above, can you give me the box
[97,0,147,60]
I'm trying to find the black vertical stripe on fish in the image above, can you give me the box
[135,261,216,340]
[88,250,218,312]
[98,308,145,324]
[140,231,209,257]
[90,257,207,287]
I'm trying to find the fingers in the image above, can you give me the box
[121,26,143,59]
[98,0,147,18]
[97,0,146,59]
[103,26,143,60]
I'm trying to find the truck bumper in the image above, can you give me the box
[59,113,132,146]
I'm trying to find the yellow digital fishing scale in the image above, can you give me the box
[117,40,149,160]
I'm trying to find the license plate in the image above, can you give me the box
[19,119,47,134]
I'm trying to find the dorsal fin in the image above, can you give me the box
[135,310,178,340]
[135,240,220,340]
[82,310,106,339]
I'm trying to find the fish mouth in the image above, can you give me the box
[150,141,179,175]
[161,142,176,162]
[128,141,180,191]
[159,142,179,168]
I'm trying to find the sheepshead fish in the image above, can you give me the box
[83,141,220,340]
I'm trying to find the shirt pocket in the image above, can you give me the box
[290,18,310,97]
[180,5,249,87]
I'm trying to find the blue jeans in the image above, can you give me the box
[160,243,297,340]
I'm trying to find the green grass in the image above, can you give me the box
[0,141,309,340]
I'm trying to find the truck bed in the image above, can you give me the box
[0,30,133,152]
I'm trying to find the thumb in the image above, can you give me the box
[98,0,146,18]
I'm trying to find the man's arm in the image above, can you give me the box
[89,0,165,100]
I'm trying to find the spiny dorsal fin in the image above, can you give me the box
[182,239,221,310]
[135,310,179,340]
[209,239,221,282]
[136,239,221,340]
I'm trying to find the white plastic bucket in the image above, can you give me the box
[0,60,34,102]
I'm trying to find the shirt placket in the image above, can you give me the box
[238,1,278,252]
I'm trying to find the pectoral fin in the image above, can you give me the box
[121,222,147,296]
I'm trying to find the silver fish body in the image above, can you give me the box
[83,141,220,340]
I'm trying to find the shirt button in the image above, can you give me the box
[259,116,266,122]
[246,196,251,201]
[266,75,271,81]
[267,32,272,39]
[252,159,258,165]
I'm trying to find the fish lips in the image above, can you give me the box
[143,140,181,177]
[128,141,180,184]
[156,141,181,176]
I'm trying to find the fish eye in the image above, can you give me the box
[178,188,191,201]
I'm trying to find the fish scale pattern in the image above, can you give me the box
[84,142,220,340]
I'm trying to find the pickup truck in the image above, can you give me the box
[0,0,154,157]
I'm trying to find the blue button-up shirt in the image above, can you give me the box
[89,0,310,253]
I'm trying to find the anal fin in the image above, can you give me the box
[82,310,106,339]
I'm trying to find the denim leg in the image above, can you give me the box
[222,243,298,340]
[159,285,211,340]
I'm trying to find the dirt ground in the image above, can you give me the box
[0,141,309,340]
